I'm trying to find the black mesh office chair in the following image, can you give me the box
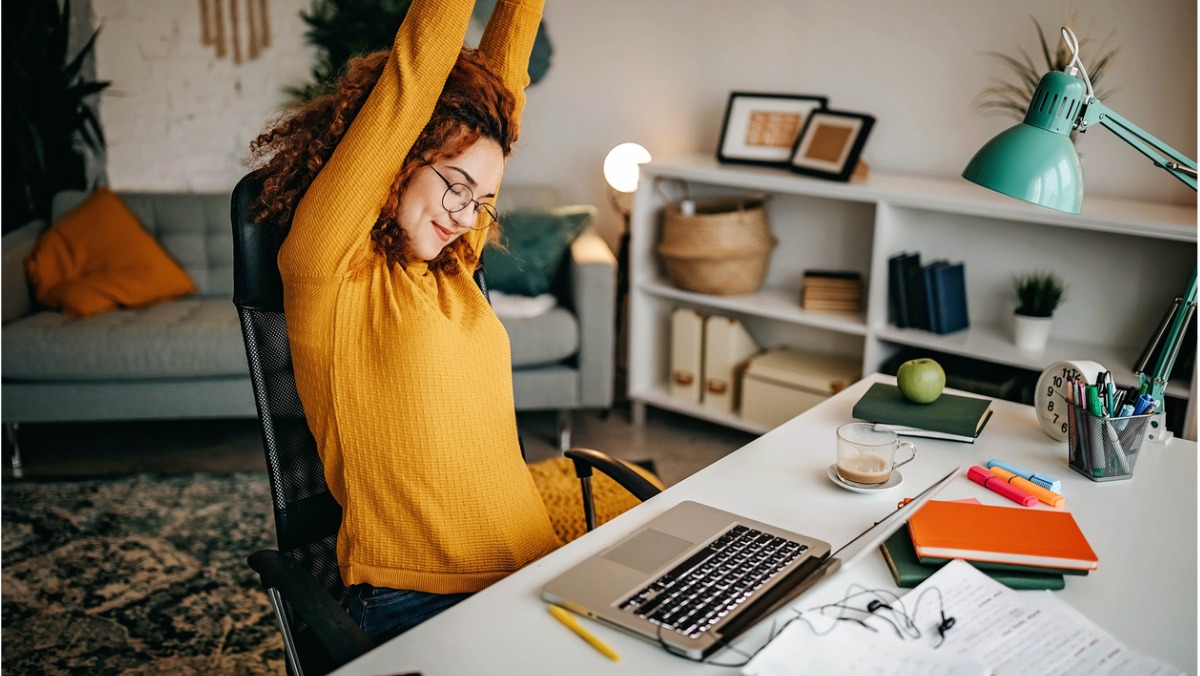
[231,172,660,676]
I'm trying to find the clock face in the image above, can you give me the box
[1034,360,1104,441]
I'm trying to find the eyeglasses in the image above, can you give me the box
[428,166,500,230]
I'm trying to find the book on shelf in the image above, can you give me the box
[901,253,927,330]
[880,523,1066,590]
[802,270,862,312]
[887,252,912,328]
[907,499,1099,572]
[929,261,969,334]
[851,382,993,440]
[921,259,948,334]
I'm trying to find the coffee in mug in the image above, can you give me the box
[836,422,917,485]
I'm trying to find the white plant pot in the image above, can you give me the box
[1013,314,1053,351]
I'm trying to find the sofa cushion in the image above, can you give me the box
[485,206,595,297]
[1,298,246,381]
[500,306,579,368]
[28,188,197,318]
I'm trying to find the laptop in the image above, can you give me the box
[541,467,959,659]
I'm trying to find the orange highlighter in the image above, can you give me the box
[987,465,1066,508]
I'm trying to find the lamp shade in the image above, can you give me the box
[962,71,1088,214]
[604,143,652,193]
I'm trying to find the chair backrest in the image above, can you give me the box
[232,173,352,676]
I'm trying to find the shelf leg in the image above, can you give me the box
[631,401,647,427]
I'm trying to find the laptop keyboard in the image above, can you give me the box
[618,524,808,638]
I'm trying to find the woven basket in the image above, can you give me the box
[657,195,776,295]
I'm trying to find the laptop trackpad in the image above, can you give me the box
[603,528,694,573]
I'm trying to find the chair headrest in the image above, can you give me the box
[231,171,286,312]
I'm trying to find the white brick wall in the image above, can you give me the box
[93,0,314,192]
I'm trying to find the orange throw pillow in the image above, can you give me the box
[25,187,197,318]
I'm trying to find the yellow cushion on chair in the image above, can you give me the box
[530,457,665,543]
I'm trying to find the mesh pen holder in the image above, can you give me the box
[1064,398,1154,482]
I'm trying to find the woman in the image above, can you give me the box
[247,0,555,644]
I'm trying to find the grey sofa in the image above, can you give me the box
[1,186,615,472]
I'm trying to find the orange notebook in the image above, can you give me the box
[907,500,1098,572]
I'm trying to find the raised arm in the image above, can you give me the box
[282,0,477,278]
[478,0,546,127]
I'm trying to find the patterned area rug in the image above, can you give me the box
[2,473,285,674]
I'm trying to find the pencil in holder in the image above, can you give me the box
[1064,397,1153,482]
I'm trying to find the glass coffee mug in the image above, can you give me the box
[835,422,917,485]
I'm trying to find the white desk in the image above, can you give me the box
[334,374,1197,675]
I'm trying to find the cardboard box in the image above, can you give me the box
[741,347,859,428]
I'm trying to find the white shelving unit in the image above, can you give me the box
[627,154,1197,435]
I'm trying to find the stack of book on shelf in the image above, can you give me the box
[887,252,969,334]
[880,498,1098,589]
[801,270,862,312]
[851,382,993,443]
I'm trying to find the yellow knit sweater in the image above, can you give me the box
[278,0,558,594]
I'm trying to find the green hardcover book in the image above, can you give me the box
[852,382,993,439]
[880,528,1066,590]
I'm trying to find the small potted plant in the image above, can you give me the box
[1011,271,1067,350]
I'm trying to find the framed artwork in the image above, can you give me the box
[716,92,828,167]
[789,109,875,181]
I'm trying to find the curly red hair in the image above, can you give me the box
[248,47,516,274]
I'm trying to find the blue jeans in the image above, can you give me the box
[344,584,472,645]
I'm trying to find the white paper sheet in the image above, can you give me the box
[742,560,1183,676]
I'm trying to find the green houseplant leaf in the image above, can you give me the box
[2,0,112,231]
[1012,271,1068,318]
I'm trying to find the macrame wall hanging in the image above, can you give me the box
[200,0,271,64]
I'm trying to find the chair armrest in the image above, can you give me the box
[247,550,374,662]
[564,447,662,502]
[567,228,617,408]
[2,220,44,323]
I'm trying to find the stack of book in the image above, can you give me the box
[887,252,969,334]
[851,382,993,443]
[881,498,1098,590]
[801,270,862,312]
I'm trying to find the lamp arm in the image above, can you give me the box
[1136,269,1197,403]
[1078,99,1198,190]
[1075,101,1198,401]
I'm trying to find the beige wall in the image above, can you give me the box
[92,0,1197,246]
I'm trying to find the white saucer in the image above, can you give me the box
[826,464,903,493]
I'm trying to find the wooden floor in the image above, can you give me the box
[2,404,757,489]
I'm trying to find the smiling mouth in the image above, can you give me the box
[432,222,456,242]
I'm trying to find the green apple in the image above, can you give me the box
[896,358,946,404]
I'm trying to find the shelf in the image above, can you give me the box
[629,156,1196,437]
[874,324,1190,399]
[641,279,868,335]
[631,384,771,436]
[646,155,1197,242]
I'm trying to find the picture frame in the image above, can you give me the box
[788,109,875,181]
[716,92,828,167]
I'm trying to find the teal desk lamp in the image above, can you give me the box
[962,27,1197,405]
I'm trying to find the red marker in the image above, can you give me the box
[967,465,1038,507]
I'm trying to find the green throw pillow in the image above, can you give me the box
[484,205,596,296]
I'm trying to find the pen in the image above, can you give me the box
[548,605,621,661]
[967,466,1037,507]
[986,465,1066,507]
[985,459,1061,492]
[1085,386,1103,418]
[1133,394,1156,416]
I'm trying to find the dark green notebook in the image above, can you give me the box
[880,528,1066,590]
[852,382,993,439]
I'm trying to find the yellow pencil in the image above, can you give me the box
[988,466,1066,507]
[548,604,621,661]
